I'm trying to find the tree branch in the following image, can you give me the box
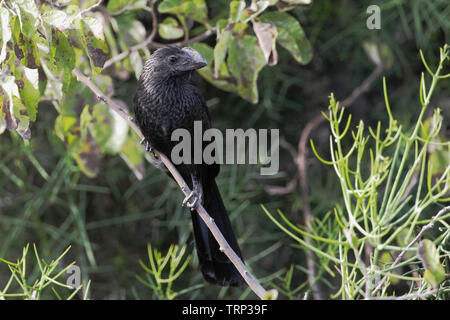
[72,67,269,300]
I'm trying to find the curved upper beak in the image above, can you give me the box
[181,47,208,71]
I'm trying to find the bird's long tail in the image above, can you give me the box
[190,180,244,286]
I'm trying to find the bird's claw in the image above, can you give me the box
[182,191,199,211]
[140,138,153,153]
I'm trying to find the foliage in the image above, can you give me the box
[0,0,313,179]
[0,244,90,300]
[265,45,450,299]
[136,243,201,300]
[0,0,449,300]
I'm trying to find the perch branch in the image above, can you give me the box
[72,67,269,299]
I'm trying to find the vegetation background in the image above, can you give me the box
[0,0,449,299]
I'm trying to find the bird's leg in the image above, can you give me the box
[140,137,167,171]
[140,137,153,153]
[182,174,203,211]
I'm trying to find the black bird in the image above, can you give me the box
[133,46,244,286]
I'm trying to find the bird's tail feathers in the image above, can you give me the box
[190,180,244,286]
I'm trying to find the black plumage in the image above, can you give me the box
[133,46,244,286]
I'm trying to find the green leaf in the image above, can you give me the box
[232,22,248,35]
[48,28,76,95]
[88,103,112,152]
[88,103,128,154]
[418,239,446,289]
[120,132,145,180]
[216,18,229,35]
[158,0,208,25]
[13,0,40,38]
[50,28,76,72]
[190,43,237,93]
[14,66,40,122]
[227,35,267,103]
[105,107,128,153]
[158,17,184,40]
[259,11,312,65]
[106,0,148,15]
[229,1,246,23]
[213,29,232,78]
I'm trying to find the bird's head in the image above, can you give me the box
[144,46,208,79]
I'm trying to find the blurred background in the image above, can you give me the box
[0,0,449,299]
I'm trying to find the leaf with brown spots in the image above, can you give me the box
[227,35,267,103]
[80,17,109,75]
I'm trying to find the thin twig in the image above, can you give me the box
[78,0,103,16]
[71,67,269,299]
[370,205,450,296]
[367,288,439,300]
[296,64,385,299]
[103,1,159,69]
[160,27,216,47]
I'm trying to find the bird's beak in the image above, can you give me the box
[181,47,208,71]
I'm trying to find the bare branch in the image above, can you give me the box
[71,67,269,299]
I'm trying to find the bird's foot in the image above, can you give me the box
[140,138,153,153]
[182,191,200,211]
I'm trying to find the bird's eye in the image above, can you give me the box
[168,55,178,63]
